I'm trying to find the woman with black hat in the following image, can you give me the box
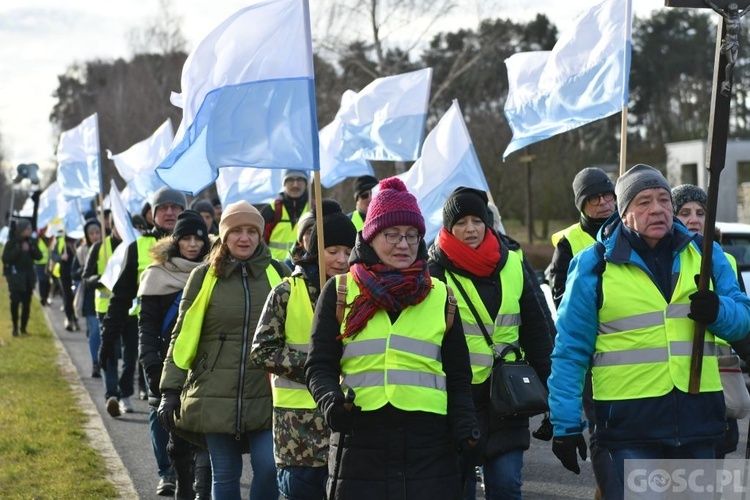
[2,219,42,336]
[251,203,357,499]
[72,218,102,376]
[428,186,555,500]
[138,210,212,497]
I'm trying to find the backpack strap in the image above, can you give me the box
[263,199,284,242]
[161,291,183,338]
[445,285,457,334]
[335,273,348,325]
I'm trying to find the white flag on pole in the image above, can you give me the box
[56,113,101,201]
[100,180,138,290]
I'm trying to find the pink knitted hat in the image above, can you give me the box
[361,177,425,242]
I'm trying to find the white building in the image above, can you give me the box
[665,139,750,223]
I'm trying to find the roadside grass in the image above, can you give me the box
[0,275,117,498]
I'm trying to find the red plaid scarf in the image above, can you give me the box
[337,259,432,340]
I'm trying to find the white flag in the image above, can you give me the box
[111,119,173,182]
[393,100,489,243]
[216,167,283,206]
[100,181,138,290]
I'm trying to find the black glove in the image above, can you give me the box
[157,391,181,432]
[458,427,481,463]
[321,392,359,433]
[689,282,720,325]
[552,434,587,474]
[98,341,116,370]
[146,366,162,398]
[532,416,553,441]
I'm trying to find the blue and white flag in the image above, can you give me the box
[215,167,283,206]
[503,0,632,159]
[36,181,91,236]
[336,68,432,163]
[156,0,319,195]
[392,100,489,243]
[56,113,101,200]
[112,119,173,182]
[319,119,374,188]
[37,182,62,229]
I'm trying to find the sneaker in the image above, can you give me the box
[156,476,176,496]
[12,327,19,337]
[106,396,121,417]
[91,365,101,378]
[139,389,148,401]
[119,396,134,414]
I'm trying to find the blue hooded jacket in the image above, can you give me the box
[548,215,750,448]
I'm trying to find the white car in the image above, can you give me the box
[716,221,750,293]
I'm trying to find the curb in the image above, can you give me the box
[44,308,139,499]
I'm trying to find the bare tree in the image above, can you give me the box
[127,0,187,56]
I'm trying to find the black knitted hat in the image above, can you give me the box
[572,167,615,212]
[442,187,489,231]
[353,175,379,200]
[671,184,707,214]
[172,210,209,248]
[308,212,357,258]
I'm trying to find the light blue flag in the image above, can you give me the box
[391,100,489,244]
[503,0,632,159]
[336,68,432,163]
[215,167,283,206]
[319,118,374,188]
[156,0,319,195]
[56,113,101,201]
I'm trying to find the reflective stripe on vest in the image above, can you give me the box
[350,211,365,231]
[35,239,49,265]
[550,223,595,256]
[95,237,114,314]
[339,274,448,414]
[268,203,309,260]
[272,276,316,410]
[593,243,721,400]
[173,264,283,370]
[446,250,523,384]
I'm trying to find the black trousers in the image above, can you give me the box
[9,289,32,331]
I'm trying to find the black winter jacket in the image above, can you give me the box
[305,236,478,499]
[429,230,555,459]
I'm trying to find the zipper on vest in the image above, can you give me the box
[236,263,251,440]
[211,334,227,372]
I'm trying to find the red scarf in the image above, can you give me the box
[436,227,500,277]
[338,260,432,340]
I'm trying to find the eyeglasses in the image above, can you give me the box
[586,192,615,206]
[358,190,371,200]
[382,232,421,245]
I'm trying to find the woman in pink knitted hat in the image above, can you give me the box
[306,177,479,499]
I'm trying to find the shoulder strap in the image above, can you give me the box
[263,199,284,242]
[446,269,493,347]
[445,285,457,333]
[161,291,183,338]
[335,273,348,324]
[593,242,606,310]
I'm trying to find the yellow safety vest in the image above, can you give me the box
[268,203,309,260]
[173,264,283,370]
[130,236,158,316]
[51,238,65,278]
[446,251,523,384]
[593,243,721,400]
[339,274,448,415]
[95,237,114,314]
[350,211,365,231]
[271,277,316,409]
[551,223,596,256]
[35,239,49,265]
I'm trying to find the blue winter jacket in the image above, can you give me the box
[548,215,750,448]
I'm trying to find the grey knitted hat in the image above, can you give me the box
[572,168,615,212]
[151,187,186,213]
[615,164,671,215]
[282,169,308,184]
[671,184,707,214]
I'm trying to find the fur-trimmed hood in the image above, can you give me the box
[149,236,177,266]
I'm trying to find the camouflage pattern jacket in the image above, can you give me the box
[251,264,329,468]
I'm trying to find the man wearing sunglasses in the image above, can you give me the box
[348,175,379,231]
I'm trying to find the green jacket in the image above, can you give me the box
[161,243,290,442]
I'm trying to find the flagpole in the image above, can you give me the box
[313,171,325,291]
[93,113,109,261]
[619,106,628,176]
[620,0,633,177]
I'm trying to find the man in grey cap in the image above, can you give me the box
[261,169,309,260]
[547,164,750,496]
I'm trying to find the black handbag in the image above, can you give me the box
[447,270,549,418]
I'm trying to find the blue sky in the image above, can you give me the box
[0,0,659,174]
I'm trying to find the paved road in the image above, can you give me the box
[46,293,750,499]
